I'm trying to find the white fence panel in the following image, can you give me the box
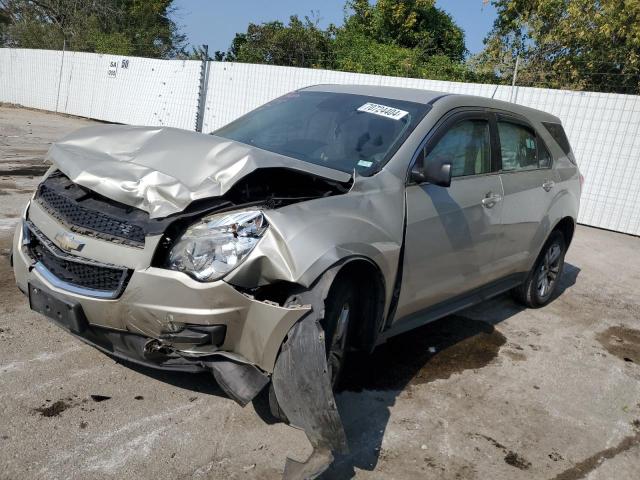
[0,48,201,130]
[67,54,201,129]
[0,49,63,111]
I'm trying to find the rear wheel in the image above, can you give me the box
[513,231,566,308]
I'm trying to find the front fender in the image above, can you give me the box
[224,170,406,313]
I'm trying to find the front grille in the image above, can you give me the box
[39,184,146,244]
[27,222,130,297]
[36,172,146,246]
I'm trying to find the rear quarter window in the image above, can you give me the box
[542,122,575,163]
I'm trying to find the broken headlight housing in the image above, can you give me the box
[167,210,268,281]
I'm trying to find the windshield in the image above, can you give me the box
[213,91,429,174]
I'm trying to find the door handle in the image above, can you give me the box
[482,193,502,208]
[542,180,555,192]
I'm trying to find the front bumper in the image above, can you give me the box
[12,216,310,374]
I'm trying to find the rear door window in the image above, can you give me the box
[497,122,538,171]
[425,119,492,177]
[538,142,552,168]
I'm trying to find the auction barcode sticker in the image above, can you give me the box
[357,102,409,120]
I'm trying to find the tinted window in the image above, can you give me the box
[542,121,572,156]
[214,91,429,174]
[498,122,538,171]
[425,119,492,177]
[538,141,552,168]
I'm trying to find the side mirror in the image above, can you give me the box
[411,159,452,188]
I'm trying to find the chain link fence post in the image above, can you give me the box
[509,54,520,103]
[195,45,210,133]
[55,38,66,113]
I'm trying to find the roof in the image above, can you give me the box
[301,84,446,105]
[301,84,561,123]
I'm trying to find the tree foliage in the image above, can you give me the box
[0,0,186,58]
[219,0,474,82]
[220,15,334,69]
[344,0,465,61]
[477,0,640,94]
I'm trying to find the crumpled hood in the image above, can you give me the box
[46,125,352,219]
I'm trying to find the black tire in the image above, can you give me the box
[321,274,357,389]
[512,231,567,308]
[268,274,358,422]
[268,382,288,423]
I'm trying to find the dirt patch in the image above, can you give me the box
[549,451,564,461]
[471,433,531,470]
[341,316,506,392]
[504,451,532,470]
[550,421,640,480]
[33,400,72,418]
[596,326,640,364]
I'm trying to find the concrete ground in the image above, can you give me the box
[1,105,639,480]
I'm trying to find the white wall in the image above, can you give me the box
[0,49,201,130]
[1,48,639,236]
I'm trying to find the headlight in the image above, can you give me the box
[167,210,268,281]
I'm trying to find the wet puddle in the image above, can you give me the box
[340,315,506,392]
[596,326,640,364]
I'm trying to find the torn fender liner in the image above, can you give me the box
[203,359,270,407]
[273,315,348,480]
[47,125,352,219]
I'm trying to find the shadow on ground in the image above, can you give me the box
[74,263,581,478]
[321,263,581,478]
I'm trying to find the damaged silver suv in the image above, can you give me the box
[12,85,580,472]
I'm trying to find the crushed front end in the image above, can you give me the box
[12,122,400,479]
[12,170,313,404]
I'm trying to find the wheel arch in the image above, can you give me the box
[328,257,387,354]
[276,256,388,354]
[553,216,576,247]
[525,215,576,278]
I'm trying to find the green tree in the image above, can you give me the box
[0,0,186,58]
[334,0,472,81]
[220,1,474,82]
[343,0,466,62]
[477,0,640,94]
[222,15,335,69]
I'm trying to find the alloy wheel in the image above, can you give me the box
[536,243,562,300]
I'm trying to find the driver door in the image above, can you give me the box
[394,111,504,321]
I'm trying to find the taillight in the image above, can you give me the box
[579,173,585,189]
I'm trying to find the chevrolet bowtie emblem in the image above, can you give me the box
[54,232,85,253]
